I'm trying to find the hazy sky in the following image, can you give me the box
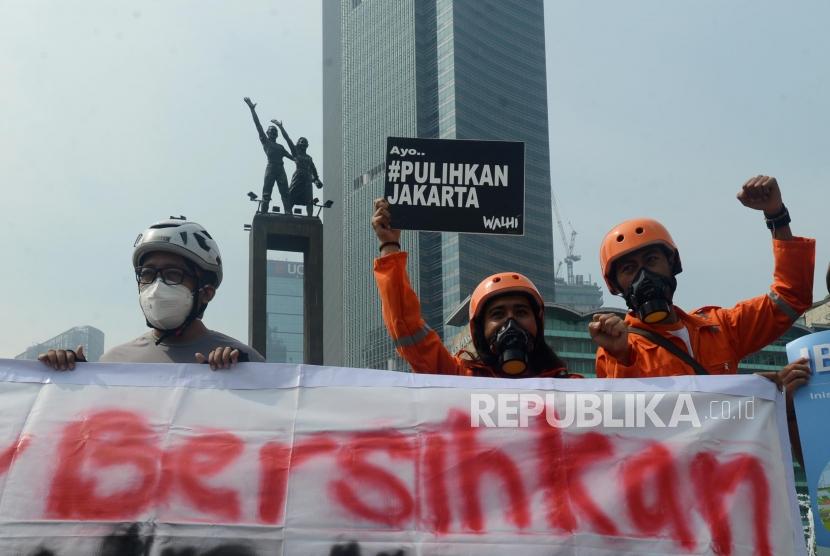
[0,0,827,358]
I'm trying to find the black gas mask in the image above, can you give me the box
[623,268,677,324]
[489,319,534,375]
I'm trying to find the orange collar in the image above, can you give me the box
[625,305,720,331]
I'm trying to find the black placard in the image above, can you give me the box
[383,137,525,235]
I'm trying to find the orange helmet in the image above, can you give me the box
[469,272,544,337]
[599,218,682,295]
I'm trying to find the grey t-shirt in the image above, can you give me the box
[99,330,265,364]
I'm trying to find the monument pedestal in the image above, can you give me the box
[248,213,323,364]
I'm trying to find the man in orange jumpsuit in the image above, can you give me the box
[590,175,815,378]
[371,198,577,379]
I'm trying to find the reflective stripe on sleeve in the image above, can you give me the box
[394,324,432,348]
[767,291,800,321]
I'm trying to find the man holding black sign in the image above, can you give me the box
[371,198,577,379]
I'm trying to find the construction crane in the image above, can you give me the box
[551,189,581,285]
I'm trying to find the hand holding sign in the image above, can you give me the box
[372,198,401,256]
[780,357,810,393]
[195,346,241,370]
[38,345,86,371]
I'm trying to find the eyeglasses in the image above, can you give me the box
[135,266,194,286]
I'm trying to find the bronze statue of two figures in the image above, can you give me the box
[244,97,323,216]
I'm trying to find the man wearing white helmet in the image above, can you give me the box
[39,219,263,370]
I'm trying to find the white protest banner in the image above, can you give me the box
[0,359,805,555]
[384,136,524,235]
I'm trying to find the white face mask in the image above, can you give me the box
[139,279,195,330]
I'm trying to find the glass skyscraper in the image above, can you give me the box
[265,258,304,364]
[324,0,555,369]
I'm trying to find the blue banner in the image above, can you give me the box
[789,330,830,550]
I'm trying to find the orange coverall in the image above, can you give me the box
[374,252,574,378]
[596,237,815,378]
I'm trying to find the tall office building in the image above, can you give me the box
[15,325,105,362]
[322,4,345,366]
[324,0,555,369]
[553,275,604,313]
[265,258,305,363]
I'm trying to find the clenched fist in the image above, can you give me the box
[589,314,631,364]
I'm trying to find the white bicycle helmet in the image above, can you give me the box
[133,219,223,287]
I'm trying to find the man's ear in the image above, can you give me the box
[199,285,216,304]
